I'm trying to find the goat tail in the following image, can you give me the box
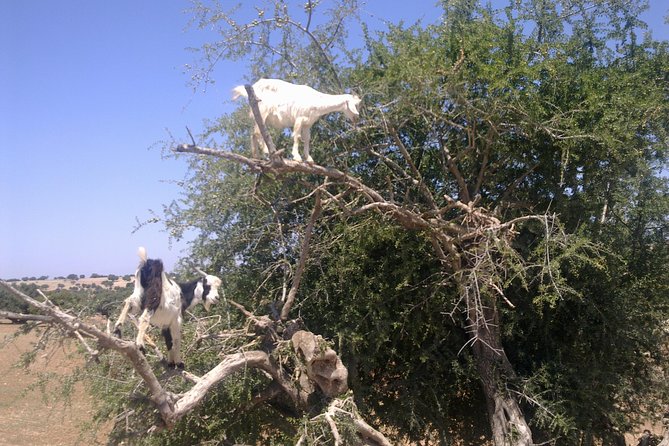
[231,85,248,101]
[137,246,148,264]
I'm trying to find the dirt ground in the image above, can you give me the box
[0,322,110,446]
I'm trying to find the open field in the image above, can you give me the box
[8,276,133,292]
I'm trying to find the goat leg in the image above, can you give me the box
[135,309,152,354]
[113,298,133,338]
[165,320,184,369]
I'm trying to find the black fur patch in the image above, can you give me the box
[202,277,212,301]
[139,258,163,312]
[162,328,173,351]
[178,278,201,312]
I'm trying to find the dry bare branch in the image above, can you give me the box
[0,310,53,323]
[281,189,323,320]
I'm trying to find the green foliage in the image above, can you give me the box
[301,217,488,440]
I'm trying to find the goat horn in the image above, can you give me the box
[195,267,207,277]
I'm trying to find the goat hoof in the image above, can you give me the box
[167,362,185,370]
[113,328,122,338]
[138,345,146,355]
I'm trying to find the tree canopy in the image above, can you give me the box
[2,1,667,445]
[165,0,669,443]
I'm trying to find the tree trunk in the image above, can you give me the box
[469,299,533,446]
[658,409,669,446]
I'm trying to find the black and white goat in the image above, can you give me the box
[113,247,222,368]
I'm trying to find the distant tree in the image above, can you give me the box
[101,280,114,288]
[0,283,34,314]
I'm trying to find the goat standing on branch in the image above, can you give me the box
[232,78,361,163]
[113,247,222,368]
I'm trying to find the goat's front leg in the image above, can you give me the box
[113,298,132,338]
[135,309,152,354]
[251,127,259,159]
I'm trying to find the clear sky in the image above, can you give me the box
[1,1,667,279]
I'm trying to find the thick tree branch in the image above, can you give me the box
[0,310,53,323]
[441,138,471,203]
[174,144,460,239]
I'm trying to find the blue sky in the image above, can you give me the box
[1,1,667,279]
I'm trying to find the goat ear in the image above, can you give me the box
[195,267,207,277]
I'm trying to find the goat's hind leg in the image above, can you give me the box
[164,321,184,369]
[252,125,270,159]
[302,126,313,163]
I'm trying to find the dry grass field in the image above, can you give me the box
[0,322,111,446]
[10,276,132,292]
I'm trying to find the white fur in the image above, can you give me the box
[232,78,361,162]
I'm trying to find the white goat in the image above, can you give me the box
[232,78,361,162]
[113,247,222,368]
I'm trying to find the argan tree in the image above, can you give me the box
[2,1,668,445]
[170,0,669,443]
